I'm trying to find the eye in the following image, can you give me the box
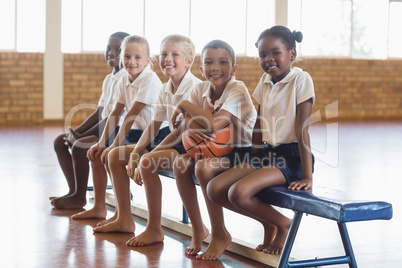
[161,53,167,57]
[219,60,229,65]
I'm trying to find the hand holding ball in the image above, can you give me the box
[182,119,236,160]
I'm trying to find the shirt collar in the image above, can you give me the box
[263,67,301,85]
[164,69,195,96]
[126,65,152,87]
[111,68,126,81]
[202,76,236,99]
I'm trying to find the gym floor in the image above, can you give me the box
[0,121,401,267]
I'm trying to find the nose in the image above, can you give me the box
[266,56,274,63]
[165,53,173,62]
[211,61,219,70]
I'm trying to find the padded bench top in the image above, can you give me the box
[256,185,393,223]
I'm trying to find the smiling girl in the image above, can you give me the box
[72,35,164,222]
[206,25,315,255]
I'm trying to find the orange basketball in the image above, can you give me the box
[182,119,236,160]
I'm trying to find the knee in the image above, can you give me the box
[173,155,192,180]
[194,160,214,185]
[107,147,121,167]
[54,134,67,152]
[90,155,103,169]
[138,152,155,175]
[206,179,223,203]
[227,183,246,208]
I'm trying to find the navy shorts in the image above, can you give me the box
[248,143,315,184]
[223,146,251,167]
[147,127,186,154]
[105,126,120,147]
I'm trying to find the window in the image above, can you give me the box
[3,0,402,58]
[190,0,247,54]
[145,0,189,55]
[0,0,45,52]
[246,0,276,57]
[0,0,16,50]
[352,0,388,59]
[289,0,398,59]
[389,1,402,58]
[300,0,352,57]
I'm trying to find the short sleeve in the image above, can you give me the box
[220,84,254,120]
[189,84,204,108]
[153,89,167,122]
[295,71,315,105]
[98,74,112,107]
[252,74,266,105]
[133,73,161,105]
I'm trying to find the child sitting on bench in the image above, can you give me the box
[206,25,315,255]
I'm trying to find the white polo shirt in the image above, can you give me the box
[115,66,163,130]
[253,67,315,146]
[98,69,126,119]
[190,77,257,147]
[153,69,202,131]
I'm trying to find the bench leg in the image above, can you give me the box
[182,205,189,224]
[277,211,303,268]
[338,222,358,268]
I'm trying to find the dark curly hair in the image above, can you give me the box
[255,25,303,50]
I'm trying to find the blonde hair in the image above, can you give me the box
[160,34,196,67]
[120,35,154,69]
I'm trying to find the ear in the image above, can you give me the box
[146,57,152,65]
[186,58,194,69]
[200,66,205,78]
[290,48,297,62]
[231,64,238,76]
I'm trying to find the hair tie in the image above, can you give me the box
[293,30,303,43]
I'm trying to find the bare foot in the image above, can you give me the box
[255,223,277,251]
[263,221,291,255]
[197,231,232,261]
[93,218,135,233]
[97,213,117,227]
[71,207,107,220]
[126,227,164,247]
[49,193,70,205]
[185,225,209,256]
[52,195,87,209]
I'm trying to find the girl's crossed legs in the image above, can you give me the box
[207,163,292,255]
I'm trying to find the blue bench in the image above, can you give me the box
[256,185,393,268]
[92,171,392,267]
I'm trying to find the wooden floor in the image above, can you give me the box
[0,121,401,267]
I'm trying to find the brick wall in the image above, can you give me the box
[63,53,112,123]
[0,52,43,124]
[1,52,402,125]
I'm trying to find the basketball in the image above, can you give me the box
[182,116,236,160]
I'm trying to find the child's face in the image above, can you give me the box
[123,42,151,82]
[105,36,123,69]
[159,41,192,80]
[200,48,237,91]
[257,36,296,83]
